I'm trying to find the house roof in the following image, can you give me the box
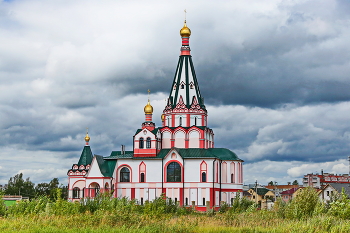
[104,148,242,161]
[265,185,300,190]
[77,146,93,166]
[328,183,350,197]
[280,188,299,195]
[250,188,272,196]
[95,155,116,177]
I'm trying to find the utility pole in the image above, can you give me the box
[255,180,258,205]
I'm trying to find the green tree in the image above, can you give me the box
[292,180,299,185]
[35,182,50,197]
[268,181,274,186]
[5,173,35,199]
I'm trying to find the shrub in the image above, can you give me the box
[0,191,6,216]
[328,188,350,219]
[230,192,256,213]
[285,187,321,219]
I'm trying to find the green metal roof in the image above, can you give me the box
[134,128,159,136]
[252,188,271,196]
[77,146,93,166]
[104,148,241,161]
[95,155,116,177]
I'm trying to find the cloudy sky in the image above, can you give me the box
[0,0,350,186]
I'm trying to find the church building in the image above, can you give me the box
[67,20,243,210]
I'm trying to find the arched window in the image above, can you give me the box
[167,162,181,182]
[120,167,130,182]
[139,138,144,149]
[88,183,100,198]
[73,187,80,199]
[140,173,145,182]
[181,84,185,89]
[200,161,207,182]
[179,117,182,126]
[194,117,197,126]
[146,137,151,148]
[167,117,170,127]
[202,172,207,182]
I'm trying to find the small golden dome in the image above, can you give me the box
[85,133,90,142]
[180,20,191,37]
[161,114,165,121]
[144,101,153,114]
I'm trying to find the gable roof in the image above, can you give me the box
[280,188,299,195]
[135,128,159,136]
[328,183,350,197]
[250,188,272,196]
[95,155,116,177]
[77,146,93,166]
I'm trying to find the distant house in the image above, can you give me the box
[319,183,350,203]
[280,187,299,202]
[265,184,300,197]
[248,188,275,203]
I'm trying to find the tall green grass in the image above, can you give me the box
[1,188,350,232]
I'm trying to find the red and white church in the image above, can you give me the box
[67,20,243,209]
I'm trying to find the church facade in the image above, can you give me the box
[67,20,243,210]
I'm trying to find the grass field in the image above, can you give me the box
[1,212,350,232]
[1,188,350,232]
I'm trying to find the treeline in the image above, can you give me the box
[2,173,67,200]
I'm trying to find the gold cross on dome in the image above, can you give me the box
[184,9,187,21]
[86,127,88,134]
[147,89,150,101]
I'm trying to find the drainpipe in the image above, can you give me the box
[212,158,216,208]
[183,158,185,206]
[162,158,164,194]
[219,160,222,204]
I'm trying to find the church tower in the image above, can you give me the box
[161,20,214,149]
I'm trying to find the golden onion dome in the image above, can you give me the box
[144,101,153,114]
[85,132,90,142]
[161,114,165,121]
[180,20,191,37]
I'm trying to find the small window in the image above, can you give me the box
[140,173,145,182]
[185,197,188,206]
[146,137,151,148]
[167,117,170,127]
[194,117,197,126]
[181,84,185,89]
[202,172,207,182]
[231,174,234,183]
[139,138,144,149]
[175,198,178,203]
[141,198,144,205]
[73,187,80,199]
[190,83,194,89]
[179,117,182,126]
[327,191,329,196]
[120,167,130,182]
[202,198,205,206]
